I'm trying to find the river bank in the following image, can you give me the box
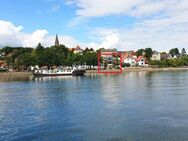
[0,67,188,77]
[87,67,188,73]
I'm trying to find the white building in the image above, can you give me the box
[136,56,148,66]
[123,56,137,66]
[73,45,83,55]
[122,51,137,66]
[151,51,161,61]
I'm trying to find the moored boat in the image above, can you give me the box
[32,66,86,76]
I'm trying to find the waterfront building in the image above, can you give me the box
[0,60,5,68]
[73,45,84,55]
[151,51,161,61]
[161,53,172,60]
[0,52,5,58]
[100,48,117,59]
[122,51,137,66]
[136,56,148,66]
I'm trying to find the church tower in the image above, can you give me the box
[55,34,60,46]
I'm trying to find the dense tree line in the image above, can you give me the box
[135,47,188,67]
[1,45,188,70]
[0,44,98,70]
[149,48,188,67]
[149,56,188,67]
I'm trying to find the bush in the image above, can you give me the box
[123,63,130,67]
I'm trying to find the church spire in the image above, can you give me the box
[55,34,60,46]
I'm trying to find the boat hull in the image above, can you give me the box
[32,69,86,77]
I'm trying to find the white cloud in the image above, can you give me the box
[64,0,188,52]
[65,0,175,17]
[66,0,188,27]
[0,20,81,48]
[88,24,188,52]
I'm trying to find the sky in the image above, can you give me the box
[0,0,188,51]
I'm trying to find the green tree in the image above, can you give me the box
[181,48,187,55]
[136,49,144,57]
[169,48,180,57]
[83,47,90,54]
[144,48,153,60]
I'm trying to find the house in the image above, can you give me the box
[151,51,161,61]
[0,52,5,58]
[100,48,117,61]
[68,48,74,52]
[0,60,6,69]
[73,45,83,55]
[161,53,172,60]
[100,48,118,69]
[136,56,148,66]
[122,51,137,66]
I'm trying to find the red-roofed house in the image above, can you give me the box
[73,45,83,55]
[136,56,148,66]
[122,51,137,66]
[0,60,6,69]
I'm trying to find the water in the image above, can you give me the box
[0,71,188,141]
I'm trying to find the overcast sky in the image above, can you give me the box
[0,0,188,51]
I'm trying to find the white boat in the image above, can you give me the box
[32,66,86,76]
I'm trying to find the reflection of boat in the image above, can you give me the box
[32,67,86,77]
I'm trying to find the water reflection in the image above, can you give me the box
[0,71,188,141]
[32,75,83,82]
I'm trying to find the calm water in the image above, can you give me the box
[0,71,188,141]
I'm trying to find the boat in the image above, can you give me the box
[32,66,86,76]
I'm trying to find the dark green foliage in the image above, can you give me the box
[0,44,98,69]
[123,63,130,67]
[149,55,188,67]
[136,48,153,60]
[136,49,144,57]
[169,48,180,57]
[181,48,187,55]
[144,48,153,60]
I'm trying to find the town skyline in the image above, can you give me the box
[0,0,188,51]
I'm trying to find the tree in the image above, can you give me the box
[181,48,187,55]
[90,48,94,51]
[136,49,144,57]
[1,46,13,55]
[144,48,153,60]
[83,52,98,67]
[83,47,90,54]
[15,52,34,68]
[169,48,180,57]
[35,43,44,54]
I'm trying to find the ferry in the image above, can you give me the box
[32,66,86,76]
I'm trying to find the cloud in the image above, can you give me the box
[65,0,171,17]
[0,20,81,48]
[66,0,188,27]
[88,23,188,52]
[64,0,188,51]
[0,19,188,52]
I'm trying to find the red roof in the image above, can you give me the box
[122,51,136,60]
[136,56,148,64]
[74,45,83,51]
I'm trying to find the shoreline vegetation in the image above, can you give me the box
[1,67,188,77]
[0,40,188,72]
